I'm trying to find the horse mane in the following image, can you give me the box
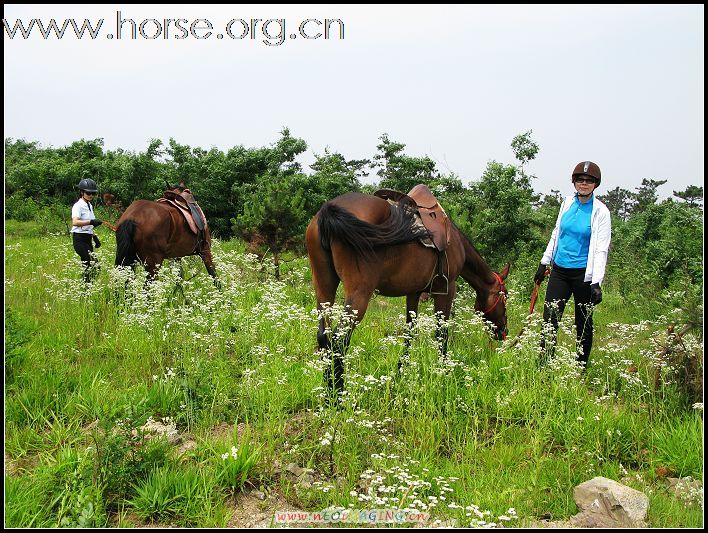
[452,222,494,279]
[317,202,430,262]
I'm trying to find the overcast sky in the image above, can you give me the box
[4,4,704,198]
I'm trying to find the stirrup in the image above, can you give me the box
[429,272,449,295]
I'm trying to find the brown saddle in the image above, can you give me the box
[374,184,450,252]
[157,188,207,235]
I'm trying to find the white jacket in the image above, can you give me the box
[541,194,612,286]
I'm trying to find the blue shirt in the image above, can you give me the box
[553,194,593,268]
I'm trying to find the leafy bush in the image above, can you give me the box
[94,421,172,509]
[5,192,40,221]
[5,308,31,385]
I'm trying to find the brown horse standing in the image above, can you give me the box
[305,192,509,394]
[114,185,217,283]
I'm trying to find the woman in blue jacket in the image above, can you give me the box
[534,161,612,369]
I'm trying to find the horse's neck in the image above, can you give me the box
[458,231,495,293]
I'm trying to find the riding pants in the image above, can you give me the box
[539,263,594,367]
[72,233,98,282]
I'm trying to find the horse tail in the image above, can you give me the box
[317,202,429,261]
[115,219,138,267]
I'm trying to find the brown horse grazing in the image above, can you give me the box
[305,191,510,394]
[114,185,218,284]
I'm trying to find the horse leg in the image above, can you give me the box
[326,288,374,395]
[170,258,189,304]
[307,245,342,393]
[433,283,457,355]
[310,262,340,353]
[199,245,221,290]
[119,262,138,299]
[399,292,421,372]
[143,256,161,289]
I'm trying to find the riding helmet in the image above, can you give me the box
[571,161,601,188]
[77,178,98,193]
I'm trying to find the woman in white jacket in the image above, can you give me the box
[534,161,611,369]
[71,178,104,282]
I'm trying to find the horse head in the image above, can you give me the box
[475,263,510,340]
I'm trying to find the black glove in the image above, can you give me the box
[93,235,101,248]
[534,263,548,285]
[90,219,103,227]
[590,283,602,305]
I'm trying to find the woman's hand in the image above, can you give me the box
[590,283,602,305]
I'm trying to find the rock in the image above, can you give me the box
[297,476,313,489]
[141,420,182,445]
[572,476,649,528]
[285,463,304,477]
[251,490,266,501]
[667,477,703,501]
[570,513,605,528]
[176,439,197,456]
[285,463,317,490]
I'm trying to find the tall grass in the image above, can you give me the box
[4,223,703,527]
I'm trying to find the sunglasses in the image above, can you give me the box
[574,177,597,184]
[83,191,96,195]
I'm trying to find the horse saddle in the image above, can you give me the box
[374,184,450,252]
[157,189,207,235]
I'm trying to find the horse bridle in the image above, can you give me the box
[483,272,507,315]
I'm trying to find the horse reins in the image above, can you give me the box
[103,220,118,232]
[529,268,550,314]
[528,279,542,315]
[507,269,550,347]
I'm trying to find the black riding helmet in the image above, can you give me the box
[77,178,98,193]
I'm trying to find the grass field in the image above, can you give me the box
[4,220,703,527]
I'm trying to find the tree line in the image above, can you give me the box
[4,130,703,296]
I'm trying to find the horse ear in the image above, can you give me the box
[500,263,510,280]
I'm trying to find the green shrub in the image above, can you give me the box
[95,422,172,509]
[651,413,703,477]
[5,192,40,221]
[130,464,224,526]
